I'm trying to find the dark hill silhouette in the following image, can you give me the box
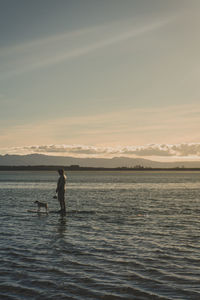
[0,153,200,168]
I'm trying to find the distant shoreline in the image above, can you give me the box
[0,165,200,171]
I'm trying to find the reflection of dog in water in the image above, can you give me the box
[34,201,48,212]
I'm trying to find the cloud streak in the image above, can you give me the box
[0,103,200,149]
[0,16,175,79]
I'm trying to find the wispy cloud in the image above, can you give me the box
[0,103,200,149]
[0,16,175,79]
[1,103,200,157]
[0,25,103,57]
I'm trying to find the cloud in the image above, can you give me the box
[0,103,200,148]
[120,144,200,157]
[2,143,200,160]
[0,16,175,79]
[0,26,102,57]
[3,144,116,156]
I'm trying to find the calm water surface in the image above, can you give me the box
[0,171,200,300]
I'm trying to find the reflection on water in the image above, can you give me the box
[57,216,67,236]
[0,171,200,299]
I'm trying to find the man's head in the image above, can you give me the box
[58,169,64,176]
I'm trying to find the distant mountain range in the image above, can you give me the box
[0,153,200,168]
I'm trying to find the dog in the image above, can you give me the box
[34,201,48,212]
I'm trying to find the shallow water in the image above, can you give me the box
[0,171,200,300]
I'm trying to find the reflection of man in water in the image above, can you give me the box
[56,169,66,213]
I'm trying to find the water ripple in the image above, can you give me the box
[0,171,200,299]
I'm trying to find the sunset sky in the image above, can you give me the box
[1,0,200,161]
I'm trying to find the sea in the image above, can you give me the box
[0,170,200,300]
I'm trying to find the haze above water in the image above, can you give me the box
[0,170,200,299]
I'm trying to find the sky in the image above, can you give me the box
[1,0,200,161]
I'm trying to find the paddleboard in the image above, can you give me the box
[27,209,48,214]
[27,209,65,214]
[27,209,95,215]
